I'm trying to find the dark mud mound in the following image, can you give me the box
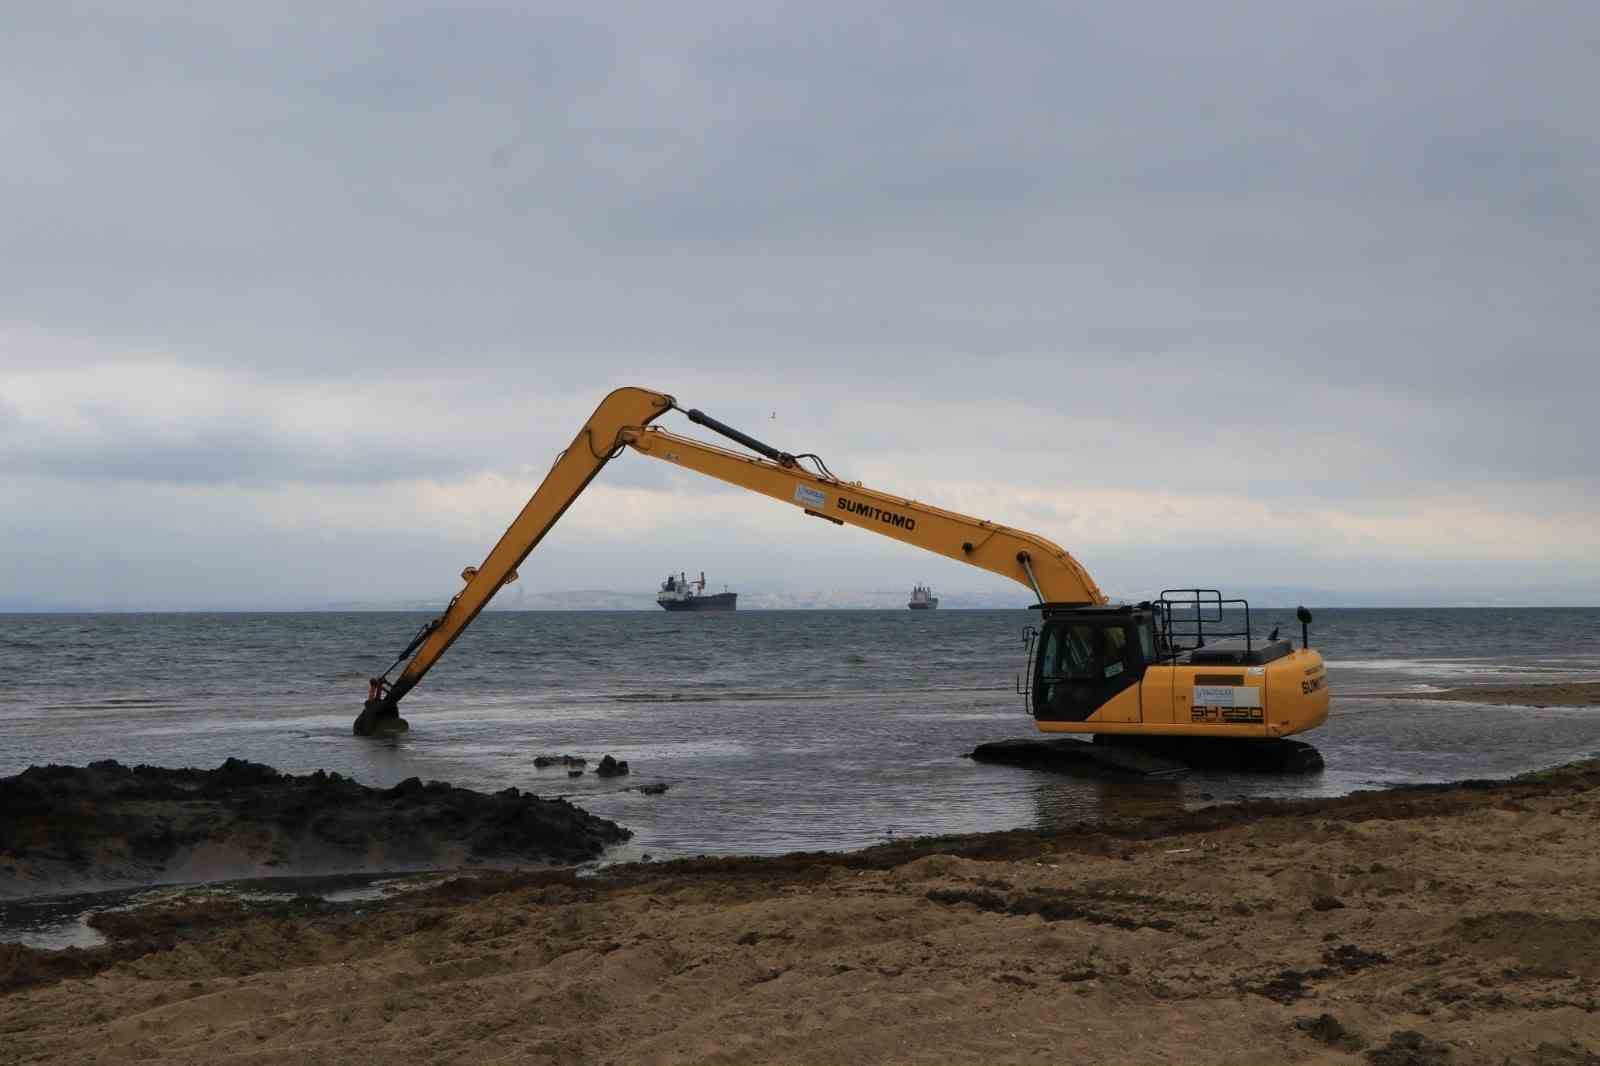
[0,759,630,898]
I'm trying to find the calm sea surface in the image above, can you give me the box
[3,608,1598,865]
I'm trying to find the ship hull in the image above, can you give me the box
[659,593,738,611]
[907,601,938,610]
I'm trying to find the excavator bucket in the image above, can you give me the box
[354,679,409,736]
[353,699,408,737]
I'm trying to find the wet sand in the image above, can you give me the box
[1388,681,1600,708]
[4,682,1600,1065]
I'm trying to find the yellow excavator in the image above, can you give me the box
[355,386,1329,769]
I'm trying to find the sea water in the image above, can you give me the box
[2,608,1597,864]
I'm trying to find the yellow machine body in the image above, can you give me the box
[1034,652,1330,739]
[355,385,1330,745]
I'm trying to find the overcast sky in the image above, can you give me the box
[3,1,1597,609]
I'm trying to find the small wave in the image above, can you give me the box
[41,701,179,712]
[607,690,839,704]
[606,684,1014,704]
[37,696,173,709]
[1329,658,1489,670]
[1327,659,1563,678]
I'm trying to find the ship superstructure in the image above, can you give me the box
[657,571,738,611]
[908,584,939,610]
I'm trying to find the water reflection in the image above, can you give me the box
[1030,774,1190,833]
[0,872,452,950]
[0,891,117,950]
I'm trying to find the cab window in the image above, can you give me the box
[1102,627,1128,678]
[1138,621,1156,662]
[1040,624,1099,681]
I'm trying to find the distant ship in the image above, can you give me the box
[657,571,738,611]
[908,584,939,610]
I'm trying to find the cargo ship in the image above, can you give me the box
[908,584,939,610]
[656,571,738,611]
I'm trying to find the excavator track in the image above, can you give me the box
[969,736,1323,776]
[969,737,1189,778]
[1095,734,1324,773]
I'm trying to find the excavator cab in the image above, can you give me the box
[1029,604,1157,722]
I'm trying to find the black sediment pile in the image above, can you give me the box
[0,759,630,898]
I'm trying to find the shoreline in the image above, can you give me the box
[1383,681,1600,708]
[6,753,1600,1063]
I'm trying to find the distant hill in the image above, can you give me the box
[5,585,1596,612]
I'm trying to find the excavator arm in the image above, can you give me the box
[354,385,1103,735]
[355,387,674,733]
[622,426,1103,603]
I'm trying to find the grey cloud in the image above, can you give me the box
[1,428,470,486]
[5,4,1594,370]
[2,1,1597,604]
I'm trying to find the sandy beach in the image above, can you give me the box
[4,691,1599,1065]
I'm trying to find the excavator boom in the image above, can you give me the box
[623,425,1103,605]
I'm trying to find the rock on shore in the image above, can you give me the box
[0,759,630,898]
